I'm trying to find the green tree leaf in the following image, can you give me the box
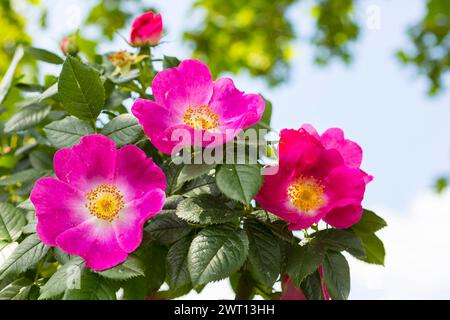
[178,164,215,184]
[176,194,240,225]
[286,239,325,287]
[353,232,385,265]
[349,209,386,265]
[301,270,323,300]
[58,55,105,120]
[0,234,49,280]
[314,229,365,259]
[245,219,281,287]
[351,209,387,234]
[322,251,350,300]
[0,202,26,242]
[26,47,64,64]
[188,225,249,287]
[63,272,116,300]
[0,278,32,300]
[145,212,192,245]
[97,255,144,281]
[122,243,167,300]
[0,169,51,186]
[101,114,143,147]
[163,56,181,69]
[4,103,51,133]
[166,237,192,290]
[44,116,95,149]
[39,257,84,300]
[215,164,263,204]
[0,46,24,104]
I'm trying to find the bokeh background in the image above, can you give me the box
[1,0,450,299]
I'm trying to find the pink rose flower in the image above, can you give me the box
[130,11,163,47]
[132,59,265,154]
[30,135,166,270]
[256,124,372,230]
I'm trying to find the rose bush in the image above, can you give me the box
[0,11,386,300]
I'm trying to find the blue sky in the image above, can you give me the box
[25,0,450,299]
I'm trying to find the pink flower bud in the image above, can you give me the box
[130,11,163,47]
[60,36,78,56]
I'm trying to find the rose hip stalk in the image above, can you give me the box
[30,135,166,270]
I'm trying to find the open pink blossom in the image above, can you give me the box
[256,124,372,230]
[30,134,166,270]
[131,59,265,154]
[130,11,163,46]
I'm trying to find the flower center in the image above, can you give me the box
[182,105,219,130]
[287,176,326,213]
[85,184,124,222]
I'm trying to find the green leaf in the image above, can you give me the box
[122,243,167,300]
[0,202,26,242]
[44,116,95,149]
[260,97,272,127]
[145,212,192,245]
[286,239,325,287]
[4,103,51,133]
[58,55,105,120]
[188,225,249,286]
[0,278,32,300]
[0,242,18,266]
[17,199,35,211]
[101,114,143,147]
[176,194,240,225]
[245,219,281,287]
[0,46,24,104]
[29,150,53,170]
[166,237,192,290]
[301,270,323,300]
[39,83,58,102]
[163,162,184,196]
[163,56,181,69]
[215,164,263,204]
[314,229,365,259]
[97,255,144,280]
[182,174,220,197]
[63,272,116,300]
[178,164,215,184]
[0,169,51,186]
[26,47,64,65]
[349,209,386,265]
[353,232,385,265]
[351,209,387,234]
[322,251,350,300]
[39,257,84,300]
[0,234,50,280]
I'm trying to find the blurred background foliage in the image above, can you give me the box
[398,0,450,96]
[2,0,450,92]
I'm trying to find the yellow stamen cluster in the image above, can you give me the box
[85,184,124,222]
[287,176,326,213]
[182,105,219,130]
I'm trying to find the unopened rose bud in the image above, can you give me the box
[130,11,163,47]
[60,36,78,56]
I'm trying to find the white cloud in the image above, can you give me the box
[350,189,450,299]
